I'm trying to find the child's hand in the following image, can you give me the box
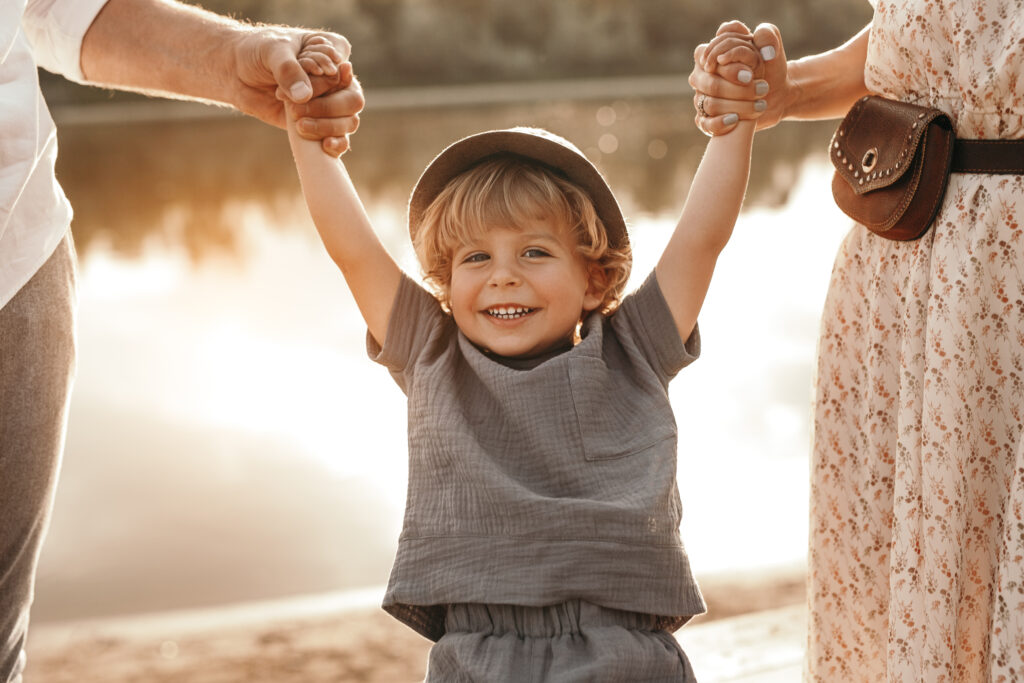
[693,31,766,136]
[275,34,348,99]
[703,34,763,78]
[297,34,345,78]
[283,34,358,157]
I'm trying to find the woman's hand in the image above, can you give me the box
[689,21,792,136]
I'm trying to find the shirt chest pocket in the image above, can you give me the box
[567,356,677,461]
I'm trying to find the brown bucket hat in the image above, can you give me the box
[408,127,629,250]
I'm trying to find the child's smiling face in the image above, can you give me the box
[449,217,603,359]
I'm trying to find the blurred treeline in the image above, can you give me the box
[40,0,871,103]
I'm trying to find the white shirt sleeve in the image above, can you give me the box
[21,0,110,82]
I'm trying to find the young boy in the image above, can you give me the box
[287,39,760,682]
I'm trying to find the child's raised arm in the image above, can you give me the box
[655,41,761,341]
[286,64,401,346]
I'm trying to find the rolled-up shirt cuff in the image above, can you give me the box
[22,0,111,82]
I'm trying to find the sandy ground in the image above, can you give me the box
[26,569,806,683]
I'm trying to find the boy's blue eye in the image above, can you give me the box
[523,248,551,258]
[462,252,489,263]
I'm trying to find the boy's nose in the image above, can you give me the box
[487,261,521,287]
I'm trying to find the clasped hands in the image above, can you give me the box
[688,21,791,137]
[248,20,789,152]
[234,28,363,156]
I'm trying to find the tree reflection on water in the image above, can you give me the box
[54,95,838,262]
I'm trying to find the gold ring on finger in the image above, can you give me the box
[697,94,709,118]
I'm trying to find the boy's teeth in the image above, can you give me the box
[489,306,532,319]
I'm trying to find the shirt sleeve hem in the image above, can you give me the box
[23,0,111,82]
[366,272,445,375]
[627,271,701,378]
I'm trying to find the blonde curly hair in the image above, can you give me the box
[412,154,632,315]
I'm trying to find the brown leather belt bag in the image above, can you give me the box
[830,95,1024,241]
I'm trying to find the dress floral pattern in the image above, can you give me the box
[808,1,1024,681]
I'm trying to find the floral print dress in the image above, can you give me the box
[808,0,1024,681]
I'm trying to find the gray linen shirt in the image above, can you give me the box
[367,270,705,641]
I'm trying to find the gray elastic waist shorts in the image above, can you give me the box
[425,600,697,682]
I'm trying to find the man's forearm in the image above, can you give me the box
[80,0,247,106]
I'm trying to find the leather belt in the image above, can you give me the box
[951,139,1024,174]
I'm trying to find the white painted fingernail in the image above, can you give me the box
[761,45,776,61]
[289,82,313,101]
[738,70,753,84]
[723,113,739,125]
[755,81,770,95]
[755,100,767,112]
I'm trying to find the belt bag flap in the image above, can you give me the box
[830,95,954,241]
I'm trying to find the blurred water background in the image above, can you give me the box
[31,0,873,623]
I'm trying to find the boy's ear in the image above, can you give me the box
[440,282,454,313]
[582,263,609,312]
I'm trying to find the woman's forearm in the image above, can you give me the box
[782,24,872,121]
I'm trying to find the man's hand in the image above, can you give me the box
[234,28,363,155]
